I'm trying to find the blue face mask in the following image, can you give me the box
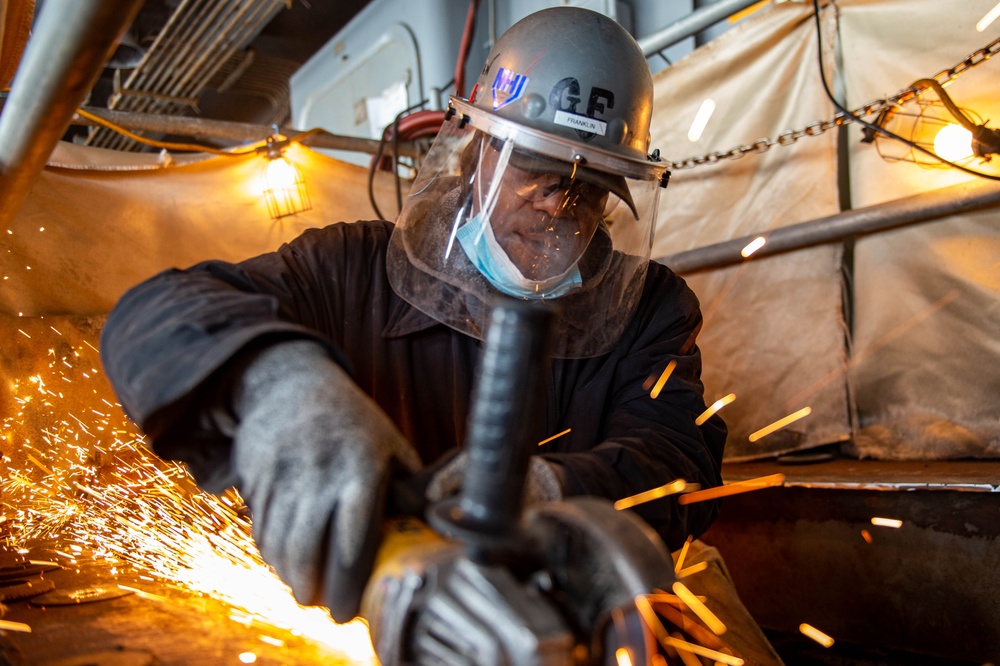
[456,212,582,299]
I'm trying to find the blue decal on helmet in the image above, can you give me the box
[491,67,528,110]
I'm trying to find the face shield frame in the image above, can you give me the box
[386,99,671,358]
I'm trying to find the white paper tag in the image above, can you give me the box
[553,110,607,136]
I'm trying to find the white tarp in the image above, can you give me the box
[651,0,1000,459]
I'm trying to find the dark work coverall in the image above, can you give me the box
[100,219,727,550]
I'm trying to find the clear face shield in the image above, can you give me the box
[387,102,669,358]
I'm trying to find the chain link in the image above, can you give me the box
[663,36,1000,170]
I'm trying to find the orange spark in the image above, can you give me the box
[615,479,687,510]
[673,582,726,635]
[678,474,785,506]
[650,360,677,399]
[860,529,873,544]
[696,393,735,426]
[0,620,31,633]
[676,561,709,579]
[538,428,571,446]
[871,517,902,528]
[615,647,633,666]
[748,407,812,442]
[740,236,766,258]
[799,623,835,647]
[674,535,693,572]
[635,596,743,665]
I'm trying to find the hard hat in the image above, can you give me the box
[387,7,669,358]
[467,5,656,167]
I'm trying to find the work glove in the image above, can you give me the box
[425,451,565,506]
[228,340,422,622]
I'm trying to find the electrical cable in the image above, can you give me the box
[810,0,1000,181]
[74,107,327,158]
[454,0,481,98]
[366,0,481,218]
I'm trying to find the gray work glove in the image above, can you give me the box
[425,452,564,506]
[228,340,421,622]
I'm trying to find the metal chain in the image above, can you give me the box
[663,36,1000,170]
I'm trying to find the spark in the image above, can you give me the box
[635,595,743,665]
[676,561,709,578]
[674,536,693,572]
[748,407,812,442]
[538,428,571,446]
[239,653,258,664]
[696,393,735,426]
[871,517,902,528]
[615,479,688,510]
[740,237,765,258]
[978,2,1000,31]
[0,620,32,633]
[1,336,376,664]
[687,99,716,143]
[673,581,727,635]
[799,623,835,647]
[678,474,785,505]
[650,360,677,399]
[860,529,873,543]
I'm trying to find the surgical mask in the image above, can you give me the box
[455,137,583,299]
[457,212,582,299]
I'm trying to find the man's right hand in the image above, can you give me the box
[229,340,421,622]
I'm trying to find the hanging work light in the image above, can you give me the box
[864,78,1000,168]
[261,135,311,219]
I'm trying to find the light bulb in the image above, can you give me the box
[261,152,311,220]
[265,156,299,190]
[932,123,974,162]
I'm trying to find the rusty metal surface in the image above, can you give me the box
[0,544,359,665]
[723,458,1000,492]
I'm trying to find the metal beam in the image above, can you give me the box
[638,0,765,57]
[0,0,145,227]
[657,179,1000,274]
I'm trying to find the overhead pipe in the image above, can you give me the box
[657,179,1000,275]
[0,0,145,228]
[637,0,765,57]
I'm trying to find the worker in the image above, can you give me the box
[100,6,727,624]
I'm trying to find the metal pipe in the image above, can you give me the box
[657,179,1000,275]
[0,0,145,228]
[70,107,424,158]
[637,0,765,57]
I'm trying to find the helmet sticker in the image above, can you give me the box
[553,110,607,136]
[491,67,528,110]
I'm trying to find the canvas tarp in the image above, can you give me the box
[651,0,1000,459]
[650,2,848,460]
